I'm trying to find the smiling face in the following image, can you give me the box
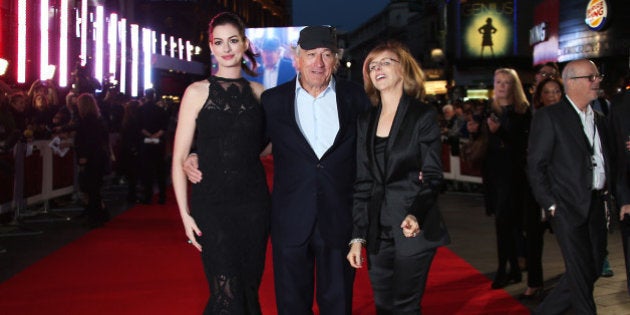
[295,47,336,94]
[209,24,249,70]
[367,50,403,94]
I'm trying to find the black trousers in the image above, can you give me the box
[524,188,545,288]
[368,239,436,315]
[272,225,354,315]
[535,191,607,315]
[141,144,166,202]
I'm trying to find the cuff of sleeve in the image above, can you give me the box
[348,238,366,247]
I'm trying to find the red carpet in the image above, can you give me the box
[0,157,528,314]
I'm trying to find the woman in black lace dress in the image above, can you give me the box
[171,12,270,314]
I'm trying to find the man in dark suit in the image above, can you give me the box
[610,89,630,295]
[255,37,295,89]
[528,59,612,314]
[262,26,370,314]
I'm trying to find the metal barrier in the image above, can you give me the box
[0,138,79,236]
[441,142,483,184]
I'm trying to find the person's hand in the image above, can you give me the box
[487,117,500,133]
[401,214,420,238]
[625,138,630,152]
[183,154,203,183]
[620,204,630,221]
[346,243,364,268]
[182,213,202,251]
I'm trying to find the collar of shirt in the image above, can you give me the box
[295,74,337,96]
[566,96,606,189]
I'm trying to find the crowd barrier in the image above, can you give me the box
[441,142,483,184]
[0,139,77,218]
[0,138,483,219]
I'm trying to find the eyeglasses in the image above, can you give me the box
[537,71,555,79]
[368,58,400,72]
[569,74,604,82]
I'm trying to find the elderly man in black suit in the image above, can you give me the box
[261,26,370,315]
[528,59,613,314]
[610,88,630,295]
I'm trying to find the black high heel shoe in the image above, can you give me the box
[519,287,543,300]
[491,271,522,289]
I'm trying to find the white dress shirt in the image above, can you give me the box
[295,76,339,159]
[567,96,606,190]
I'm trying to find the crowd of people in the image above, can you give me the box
[0,64,177,227]
[2,10,630,315]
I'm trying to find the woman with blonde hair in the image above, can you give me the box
[483,68,531,289]
[347,40,450,314]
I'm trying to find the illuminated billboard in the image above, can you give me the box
[241,27,304,89]
[460,0,514,59]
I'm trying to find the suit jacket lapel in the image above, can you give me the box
[366,106,383,182]
[284,80,318,158]
[384,95,409,181]
[561,98,591,155]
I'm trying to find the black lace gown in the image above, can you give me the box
[190,76,270,315]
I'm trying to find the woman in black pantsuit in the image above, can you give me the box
[347,40,450,315]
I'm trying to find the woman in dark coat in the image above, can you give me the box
[75,93,110,227]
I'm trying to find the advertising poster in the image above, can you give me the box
[242,26,304,89]
[460,0,514,59]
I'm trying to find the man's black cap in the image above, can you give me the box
[297,26,338,51]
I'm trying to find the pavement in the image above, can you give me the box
[1,181,630,314]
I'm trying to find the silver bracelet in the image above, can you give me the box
[348,238,366,246]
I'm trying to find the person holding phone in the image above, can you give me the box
[483,68,531,289]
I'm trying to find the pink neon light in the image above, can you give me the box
[118,19,127,94]
[17,0,26,83]
[170,36,175,58]
[108,13,118,80]
[178,38,184,60]
[80,0,87,66]
[40,0,50,81]
[59,0,69,87]
[94,6,104,88]
[130,24,139,97]
[186,41,192,62]
[161,34,166,56]
[142,28,153,90]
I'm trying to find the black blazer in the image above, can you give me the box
[610,92,630,207]
[528,96,614,225]
[262,77,371,249]
[352,94,450,256]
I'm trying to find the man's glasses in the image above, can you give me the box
[569,74,605,82]
[368,58,400,72]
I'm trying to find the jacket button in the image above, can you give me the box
[316,163,324,169]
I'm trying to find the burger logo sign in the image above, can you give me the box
[585,0,609,31]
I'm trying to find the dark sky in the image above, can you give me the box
[292,0,390,32]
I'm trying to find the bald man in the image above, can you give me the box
[528,59,613,314]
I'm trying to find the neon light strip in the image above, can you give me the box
[178,38,184,60]
[108,13,118,80]
[142,28,153,90]
[94,6,104,88]
[186,40,192,61]
[59,0,69,87]
[170,36,175,58]
[17,0,26,83]
[130,24,139,97]
[80,0,87,66]
[40,0,49,81]
[118,19,127,94]
[151,30,157,55]
[161,34,166,56]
